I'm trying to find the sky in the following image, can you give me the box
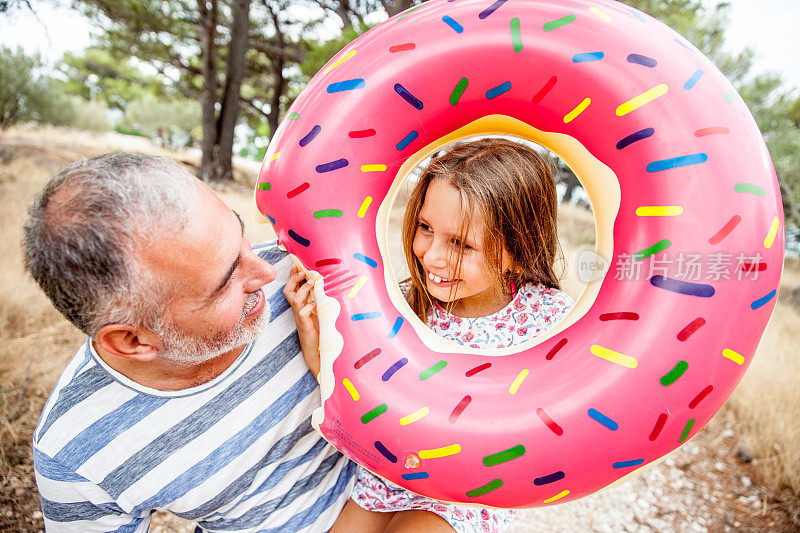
[2,0,799,90]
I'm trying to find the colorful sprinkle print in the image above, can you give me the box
[252,0,782,509]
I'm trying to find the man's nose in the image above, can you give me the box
[244,252,278,290]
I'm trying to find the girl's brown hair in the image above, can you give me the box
[401,137,564,320]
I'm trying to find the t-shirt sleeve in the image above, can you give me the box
[34,447,148,532]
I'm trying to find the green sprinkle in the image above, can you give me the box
[511,18,522,52]
[544,14,576,31]
[660,360,689,386]
[257,183,271,191]
[466,479,503,497]
[680,418,695,442]
[483,445,525,467]
[362,404,388,423]
[314,209,343,218]
[734,183,765,196]
[724,92,737,102]
[397,4,421,21]
[450,77,469,105]
[287,112,300,120]
[635,239,671,260]
[420,360,447,380]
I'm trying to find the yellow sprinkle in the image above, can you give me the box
[589,6,612,22]
[323,49,356,73]
[544,489,570,503]
[357,196,373,218]
[635,206,684,217]
[616,84,669,116]
[418,444,461,459]
[361,164,387,172]
[348,276,367,298]
[760,143,769,169]
[764,217,779,248]
[722,348,744,365]
[399,407,429,426]
[563,98,591,123]
[270,152,280,162]
[590,345,638,369]
[343,378,359,401]
[509,369,529,395]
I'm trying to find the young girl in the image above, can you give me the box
[285,138,574,532]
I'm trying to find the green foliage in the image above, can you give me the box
[300,25,366,80]
[0,47,75,130]
[58,48,166,111]
[121,94,201,147]
[65,97,111,132]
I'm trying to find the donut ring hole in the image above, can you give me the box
[377,114,621,356]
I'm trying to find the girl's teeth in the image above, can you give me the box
[428,273,447,283]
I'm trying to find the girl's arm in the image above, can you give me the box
[283,265,321,379]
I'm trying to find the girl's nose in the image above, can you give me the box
[424,238,449,269]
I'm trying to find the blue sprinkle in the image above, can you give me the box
[646,153,708,172]
[402,472,430,480]
[588,408,619,430]
[316,159,349,173]
[486,81,511,99]
[684,69,703,90]
[751,289,776,310]
[442,15,463,33]
[354,253,378,267]
[352,312,381,321]
[573,52,604,63]
[327,79,365,93]
[626,7,646,22]
[650,275,715,298]
[299,125,321,147]
[613,458,645,468]
[627,54,657,67]
[617,128,654,149]
[478,0,508,19]
[388,317,404,338]
[675,38,694,51]
[394,83,423,110]
[263,212,275,224]
[288,229,309,247]
[397,130,418,150]
[382,357,409,381]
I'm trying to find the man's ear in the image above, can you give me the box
[95,324,161,362]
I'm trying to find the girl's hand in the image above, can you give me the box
[284,265,321,379]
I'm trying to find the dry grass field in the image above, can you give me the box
[1,125,798,530]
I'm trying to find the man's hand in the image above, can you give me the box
[284,265,321,379]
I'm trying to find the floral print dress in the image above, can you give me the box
[351,282,575,532]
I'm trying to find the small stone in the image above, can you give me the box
[714,461,725,471]
[740,475,752,487]
[33,511,42,519]
[722,428,735,438]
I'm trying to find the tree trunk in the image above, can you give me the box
[197,0,219,182]
[215,0,252,182]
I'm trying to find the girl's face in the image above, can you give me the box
[412,179,512,318]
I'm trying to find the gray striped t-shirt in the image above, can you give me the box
[32,242,355,532]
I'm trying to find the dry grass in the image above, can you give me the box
[0,125,798,530]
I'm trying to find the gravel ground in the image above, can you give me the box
[151,416,794,533]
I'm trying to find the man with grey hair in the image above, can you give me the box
[23,153,354,532]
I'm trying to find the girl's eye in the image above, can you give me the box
[451,239,473,251]
[418,222,432,233]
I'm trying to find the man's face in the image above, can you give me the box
[140,182,277,365]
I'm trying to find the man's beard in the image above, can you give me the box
[155,289,269,366]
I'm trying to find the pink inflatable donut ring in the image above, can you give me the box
[254,0,783,508]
